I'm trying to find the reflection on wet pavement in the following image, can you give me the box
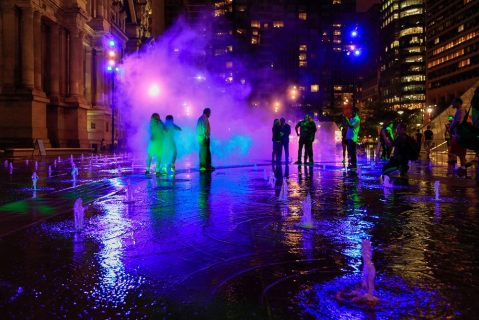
[0,155,478,319]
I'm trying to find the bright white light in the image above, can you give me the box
[148,84,161,97]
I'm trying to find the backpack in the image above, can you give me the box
[405,134,420,160]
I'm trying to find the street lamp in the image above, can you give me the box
[106,38,120,152]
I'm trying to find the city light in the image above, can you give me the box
[397,110,404,115]
[354,49,361,56]
[108,59,116,66]
[109,40,116,47]
[148,83,161,97]
[351,30,358,38]
[108,50,116,58]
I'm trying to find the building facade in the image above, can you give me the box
[425,0,479,109]
[0,0,153,150]
[379,0,426,111]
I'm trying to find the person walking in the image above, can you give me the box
[162,115,182,174]
[424,125,434,160]
[415,129,423,158]
[345,107,360,169]
[272,119,282,163]
[444,116,453,148]
[340,115,349,164]
[295,115,312,164]
[146,113,165,175]
[280,118,291,163]
[448,98,467,176]
[197,108,214,172]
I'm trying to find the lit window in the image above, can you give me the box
[333,47,341,52]
[432,31,479,55]
[299,44,307,52]
[399,26,423,37]
[273,21,284,28]
[299,53,307,61]
[458,24,464,32]
[400,8,423,18]
[227,45,233,52]
[299,61,307,67]
[90,122,96,129]
[251,36,259,45]
[458,59,471,68]
[299,12,307,20]
[311,85,319,92]
[333,30,341,36]
[251,20,260,28]
[333,0,341,4]
[226,61,233,69]
[401,75,426,82]
[428,49,464,68]
[434,37,440,44]
[407,46,423,53]
[334,85,343,91]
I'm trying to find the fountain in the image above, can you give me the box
[336,239,379,309]
[53,159,57,168]
[3,159,8,168]
[300,193,314,229]
[263,169,268,181]
[434,180,440,201]
[279,178,288,201]
[123,180,135,204]
[70,154,74,163]
[81,154,84,161]
[254,163,258,171]
[9,162,13,175]
[73,198,85,230]
[32,172,39,190]
[382,175,392,188]
[268,172,276,188]
[71,165,79,181]
[25,159,29,166]
[48,165,52,177]
[35,161,38,171]
[58,156,61,162]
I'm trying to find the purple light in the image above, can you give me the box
[115,67,120,72]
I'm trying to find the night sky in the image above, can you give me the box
[357,0,380,12]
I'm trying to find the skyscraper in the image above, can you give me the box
[425,0,479,109]
[379,0,426,110]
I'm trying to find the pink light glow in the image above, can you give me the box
[148,84,161,97]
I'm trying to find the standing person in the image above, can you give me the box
[345,107,360,169]
[305,116,317,164]
[163,115,182,174]
[280,118,291,163]
[424,125,434,160]
[272,119,282,163]
[444,116,453,147]
[448,98,467,176]
[380,122,394,160]
[415,129,423,157]
[383,123,411,178]
[294,115,312,164]
[340,116,349,164]
[197,108,214,172]
[146,113,165,175]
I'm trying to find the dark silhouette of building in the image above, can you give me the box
[425,0,479,109]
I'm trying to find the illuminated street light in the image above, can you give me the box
[148,84,161,97]
[427,107,433,115]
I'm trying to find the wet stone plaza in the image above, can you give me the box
[0,154,478,319]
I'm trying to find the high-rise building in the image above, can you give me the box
[379,0,426,111]
[425,0,479,109]
[223,0,357,115]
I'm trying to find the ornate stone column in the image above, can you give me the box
[1,4,16,90]
[33,10,42,91]
[69,30,84,97]
[21,6,35,89]
[49,23,60,98]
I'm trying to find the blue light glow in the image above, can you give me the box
[106,65,113,72]
[109,40,116,47]
[351,30,358,37]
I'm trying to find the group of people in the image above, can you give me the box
[146,113,182,175]
[273,107,361,169]
[146,108,214,175]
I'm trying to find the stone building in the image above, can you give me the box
[0,0,154,150]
